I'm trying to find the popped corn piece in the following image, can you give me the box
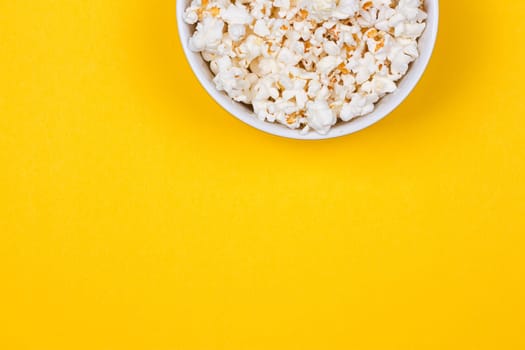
[306,100,337,134]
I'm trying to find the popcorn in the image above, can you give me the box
[184,0,427,134]
[188,17,224,52]
[306,100,337,134]
[221,4,252,25]
[318,56,342,75]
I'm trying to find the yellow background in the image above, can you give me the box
[1,1,524,349]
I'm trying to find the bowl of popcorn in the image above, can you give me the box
[177,0,438,139]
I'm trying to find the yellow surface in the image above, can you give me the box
[1,1,525,349]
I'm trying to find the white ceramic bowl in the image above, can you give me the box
[177,0,439,140]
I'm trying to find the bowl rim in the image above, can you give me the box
[176,0,439,140]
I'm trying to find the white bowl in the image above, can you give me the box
[176,0,439,140]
